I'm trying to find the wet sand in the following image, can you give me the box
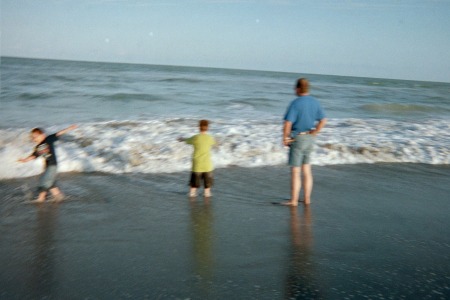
[1,164,449,299]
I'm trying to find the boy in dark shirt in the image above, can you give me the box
[18,125,77,202]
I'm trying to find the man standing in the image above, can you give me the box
[282,78,327,206]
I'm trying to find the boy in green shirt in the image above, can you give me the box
[178,120,216,197]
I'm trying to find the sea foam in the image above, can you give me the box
[1,118,448,179]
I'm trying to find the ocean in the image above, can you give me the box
[1,56,449,179]
[1,57,450,299]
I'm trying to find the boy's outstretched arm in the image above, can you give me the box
[56,124,78,137]
[18,155,36,163]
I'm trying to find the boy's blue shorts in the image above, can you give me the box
[38,165,58,192]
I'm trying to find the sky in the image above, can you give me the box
[1,0,450,82]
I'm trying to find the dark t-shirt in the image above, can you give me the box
[33,133,59,166]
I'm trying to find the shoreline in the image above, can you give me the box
[1,163,449,299]
[2,161,449,181]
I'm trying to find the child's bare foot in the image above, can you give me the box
[30,197,46,204]
[204,189,212,198]
[189,189,197,197]
[280,201,298,206]
[30,191,47,203]
[52,193,64,202]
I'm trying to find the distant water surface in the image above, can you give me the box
[1,57,449,179]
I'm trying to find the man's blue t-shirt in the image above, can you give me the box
[284,95,325,135]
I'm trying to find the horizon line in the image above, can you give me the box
[1,55,448,84]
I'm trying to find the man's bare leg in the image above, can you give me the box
[302,164,313,204]
[282,167,301,206]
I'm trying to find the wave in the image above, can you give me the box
[1,118,449,179]
[225,98,276,108]
[360,103,444,114]
[157,77,205,84]
[209,98,277,112]
[17,92,55,100]
[51,75,81,82]
[94,93,166,102]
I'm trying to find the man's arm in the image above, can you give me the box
[283,121,293,146]
[56,124,78,137]
[310,118,327,135]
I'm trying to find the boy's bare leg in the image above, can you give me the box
[189,187,198,197]
[302,164,313,205]
[204,188,212,197]
[50,187,64,202]
[281,167,301,206]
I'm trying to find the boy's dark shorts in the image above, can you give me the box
[189,172,214,188]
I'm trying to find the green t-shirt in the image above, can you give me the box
[186,133,215,172]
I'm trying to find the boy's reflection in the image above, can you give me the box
[285,206,322,299]
[189,199,215,298]
[29,205,59,299]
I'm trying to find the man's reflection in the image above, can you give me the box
[189,199,214,298]
[285,206,321,299]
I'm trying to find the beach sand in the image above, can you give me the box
[1,164,449,299]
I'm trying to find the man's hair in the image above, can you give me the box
[199,120,209,131]
[296,78,309,93]
[31,127,44,134]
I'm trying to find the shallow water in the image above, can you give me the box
[1,164,449,299]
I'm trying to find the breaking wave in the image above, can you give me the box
[1,118,449,179]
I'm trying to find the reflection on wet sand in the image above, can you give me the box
[189,199,215,298]
[29,204,59,299]
[285,206,322,299]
